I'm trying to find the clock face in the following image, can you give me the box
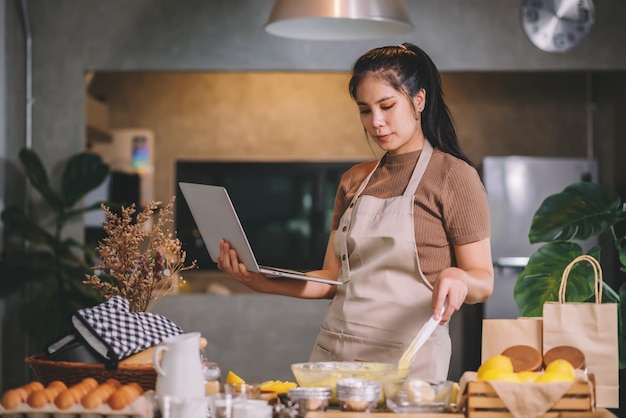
[521,0,595,53]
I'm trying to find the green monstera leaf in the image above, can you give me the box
[514,242,600,317]
[529,182,623,244]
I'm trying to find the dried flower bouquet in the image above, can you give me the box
[84,197,197,312]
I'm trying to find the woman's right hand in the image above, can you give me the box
[218,234,339,299]
[216,239,270,291]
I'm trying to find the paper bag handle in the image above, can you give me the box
[559,254,602,304]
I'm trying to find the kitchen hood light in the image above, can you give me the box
[264,0,414,41]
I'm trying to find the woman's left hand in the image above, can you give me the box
[431,267,468,324]
[432,238,495,324]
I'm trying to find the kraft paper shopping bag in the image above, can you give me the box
[482,317,543,363]
[543,255,619,409]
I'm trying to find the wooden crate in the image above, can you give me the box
[466,381,592,418]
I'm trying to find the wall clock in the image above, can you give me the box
[521,0,595,53]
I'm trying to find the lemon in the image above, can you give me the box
[226,370,245,385]
[260,380,298,393]
[544,359,575,380]
[477,368,520,382]
[517,371,539,383]
[477,355,514,380]
[535,371,575,383]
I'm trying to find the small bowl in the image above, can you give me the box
[383,378,456,413]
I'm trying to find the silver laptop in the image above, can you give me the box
[178,182,342,286]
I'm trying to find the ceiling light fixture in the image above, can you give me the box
[264,0,414,41]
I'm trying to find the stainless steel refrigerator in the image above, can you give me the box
[482,156,598,319]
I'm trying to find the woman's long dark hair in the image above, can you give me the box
[348,42,472,165]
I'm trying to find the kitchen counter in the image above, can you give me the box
[306,410,617,418]
[308,413,463,418]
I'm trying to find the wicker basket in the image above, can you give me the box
[25,354,157,392]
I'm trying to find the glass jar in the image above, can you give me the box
[201,359,222,395]
[336,378,381,412]
[287,387,332,418]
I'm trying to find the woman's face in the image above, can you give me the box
[355,74,425,156]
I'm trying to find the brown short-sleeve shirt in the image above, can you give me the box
[331,147,490,285]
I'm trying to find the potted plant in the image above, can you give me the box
[513,181,626,368]
[0,147,110,345]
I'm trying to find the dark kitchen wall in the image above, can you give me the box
[89,71,621,205]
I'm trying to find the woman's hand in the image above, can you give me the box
[217,238,338,299]
[431,267,468,324]
[216,239,271,292]
[432,238,494,324]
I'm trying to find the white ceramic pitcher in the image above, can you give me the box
[154,332,206,418]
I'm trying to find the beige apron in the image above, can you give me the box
[309,140,451,381]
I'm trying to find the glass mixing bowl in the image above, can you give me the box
[290,362,409,401]
[383,378,456,413]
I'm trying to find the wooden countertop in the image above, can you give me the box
[307,413,463,418]
[306,409,617,418]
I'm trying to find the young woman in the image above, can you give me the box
[217,42,494,380]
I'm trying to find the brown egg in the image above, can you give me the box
[108,384,143,410]
[48,381,67,391]
[81,381,118,409]
[54,389,79,410]
[27,390,50,408]
[23,381,44,395]
[104,378,122,389]
[1,389,23,409]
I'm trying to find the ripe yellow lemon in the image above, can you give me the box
[477,355,514,380]
[535,371,575,383]
[259,380,298,393]
[544,359,575,380]
[226,370,245,385]
[517,371,539,383]
[477,368,520,382]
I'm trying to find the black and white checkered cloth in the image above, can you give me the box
[72,295,183,369]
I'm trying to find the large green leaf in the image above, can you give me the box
[1,206,56,246]
[529,182,623,244]
[19,148,65,210]
[514,242,598,317]
[61,152,109,207]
